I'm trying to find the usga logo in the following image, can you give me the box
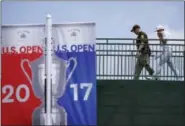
[68,29,80,41]
[17,30,30,40]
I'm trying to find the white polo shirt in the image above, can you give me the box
[160,31,172,52]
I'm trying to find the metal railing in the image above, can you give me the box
[96,38,184,81]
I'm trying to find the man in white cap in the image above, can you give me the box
[152,25,179,80]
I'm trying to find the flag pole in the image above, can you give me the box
[0,22,2,126]
[45,14,52,125]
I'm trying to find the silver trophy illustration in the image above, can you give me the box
[21,55,77,125]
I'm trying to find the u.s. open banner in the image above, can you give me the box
[1,22,96,125]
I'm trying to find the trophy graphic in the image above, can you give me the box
[21,55,77,125]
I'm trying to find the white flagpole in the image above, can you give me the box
[45,14,52,125]
[0,22,2,126]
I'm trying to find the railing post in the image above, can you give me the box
[106,39,108,56]
[106,38,109,80]
[106,39,108,44]
[132,39,135,56]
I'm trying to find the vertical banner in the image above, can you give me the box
[1,22,96,125]
[1,25,44,125]
[53,22,96,125]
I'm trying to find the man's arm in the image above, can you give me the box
[138,34,146,52]
[155,51,164,59]
[155,32,166,59]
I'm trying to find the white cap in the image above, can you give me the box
[155,25,165,31]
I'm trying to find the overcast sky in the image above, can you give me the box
[2,1,184,39]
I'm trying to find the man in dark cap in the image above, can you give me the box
[131,24,155,80]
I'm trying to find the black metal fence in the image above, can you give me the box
[96,38,184,81]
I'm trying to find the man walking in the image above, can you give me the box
[131,24,155,80]
[152,25,179,80]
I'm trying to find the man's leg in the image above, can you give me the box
[143,54,154,76]
[166,50,179,80]
[167,58,179,80]
[133,58,143,80]
[154,53,167,79]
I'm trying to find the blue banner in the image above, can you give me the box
[54,23,96,125]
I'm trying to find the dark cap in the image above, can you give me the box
[131,24,140,32]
